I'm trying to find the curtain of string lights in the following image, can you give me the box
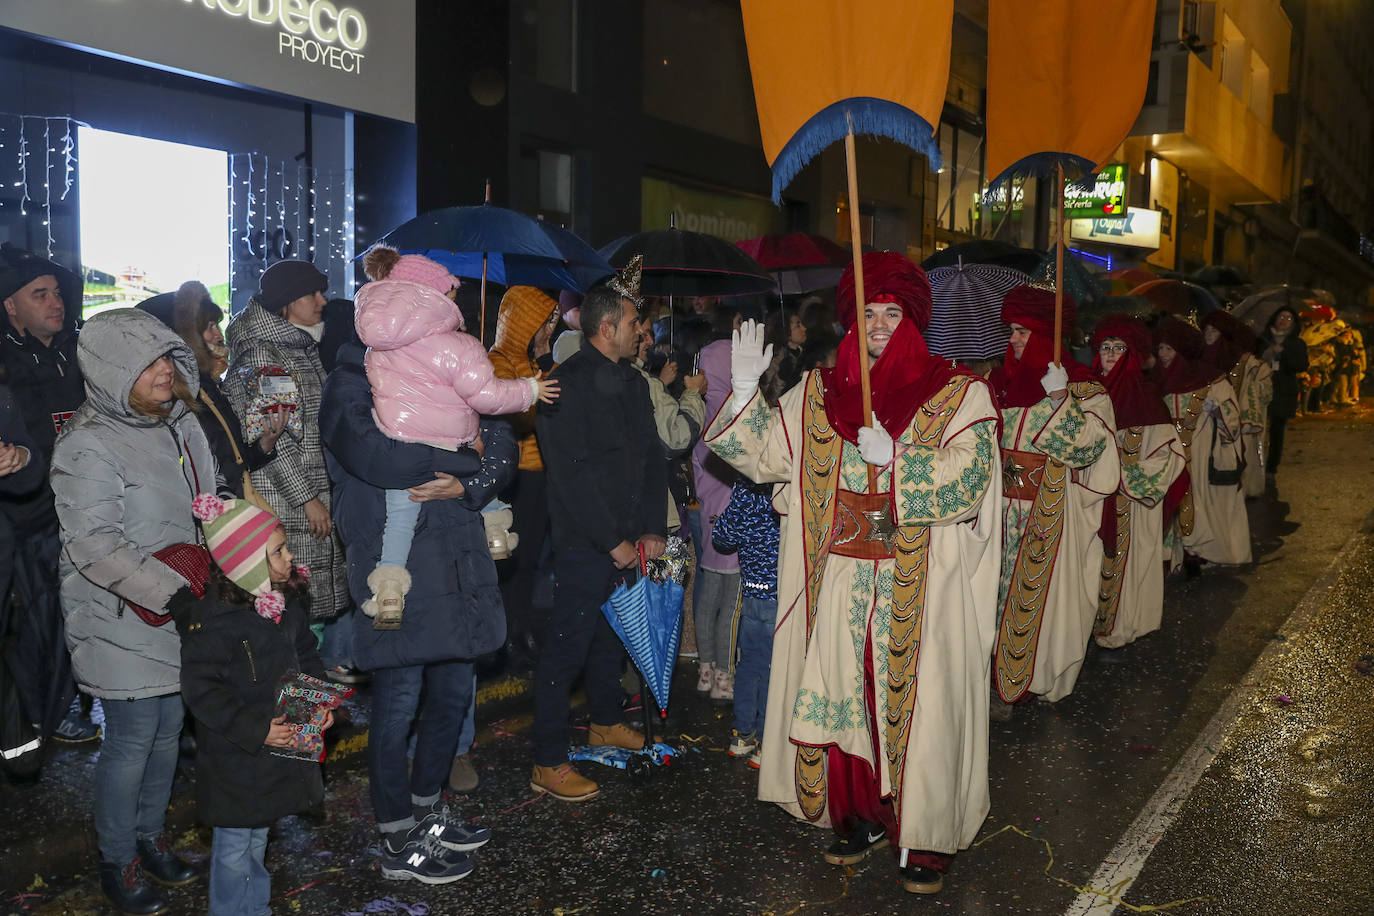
[228,151,351,310]
[0,115,78,259]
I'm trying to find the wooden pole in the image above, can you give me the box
[843,129,876,491]
[1053,162,1065,365]
[479,179,491,347]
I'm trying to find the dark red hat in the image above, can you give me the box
[835,252,932,332]
[1001,284,1077,337]
[1201,308,1256,349]
[1153,315,1204,359]
[1091,314,1152,363]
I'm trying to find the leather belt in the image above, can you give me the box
[830,489,897,560]
[1001,449,1048,502]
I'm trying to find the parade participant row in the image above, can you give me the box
[705,252,1287,894]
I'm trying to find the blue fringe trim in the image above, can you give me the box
[771,98,940,203]
[985,152,1098,198]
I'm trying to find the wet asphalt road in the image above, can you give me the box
[3,407,1374,916]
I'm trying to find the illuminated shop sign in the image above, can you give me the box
[1069,207,1162,250]
[4,0,414,121]
[1064,164,1128,220]
[182,0,368,73]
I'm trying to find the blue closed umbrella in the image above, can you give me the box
[600,549,684,713]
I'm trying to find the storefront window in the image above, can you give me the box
[935,123,985,235]
[516,146,574,225]
[514,0,578,92]
[642,0,759,145]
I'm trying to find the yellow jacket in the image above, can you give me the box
[488,286,557,471]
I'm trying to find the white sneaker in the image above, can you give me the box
[695,662,714,693]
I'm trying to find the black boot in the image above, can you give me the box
[100,858,169,916]
[135,835,199,886]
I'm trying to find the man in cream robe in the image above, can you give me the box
[704,253,1000,895]
[990,287,1120,705]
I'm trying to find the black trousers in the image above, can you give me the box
[531,548,629,766]
[499,468,550,643]
[9,524,75,737]
[1267,406,1289,472]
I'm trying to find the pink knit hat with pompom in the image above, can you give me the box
[388,253,459,297]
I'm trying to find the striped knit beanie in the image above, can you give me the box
[192,493,280,607]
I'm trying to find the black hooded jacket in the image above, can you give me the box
[1253,307,1310,419]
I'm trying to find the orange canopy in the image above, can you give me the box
[985,0,1157,186]
[741,0,953,201]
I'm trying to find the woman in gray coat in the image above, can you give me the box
[224,262,349,623]
[51,309,215,913]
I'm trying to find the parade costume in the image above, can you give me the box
[1202,310,1271,498]
[1154,317,1250,566]
[705,253,1001,872]
[990,287,1120,703]
[1090,317,1186,649]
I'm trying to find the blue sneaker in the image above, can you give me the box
[380,827,474,885]
[414,800,491,852]
[53,712,101,743]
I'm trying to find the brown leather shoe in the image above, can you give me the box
[530,763,600,802]
[587,721,646,751]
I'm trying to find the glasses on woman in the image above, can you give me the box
[1098,344,1128,354]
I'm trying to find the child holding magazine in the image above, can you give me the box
[172,494,339,916]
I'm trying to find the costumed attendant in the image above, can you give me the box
[1154,316,1250,570]
[705,252,1002,896]
[353,246,557,629]
[172,494,331,916]
[989,286,1120,708]
[1202,310,1271,499]
[1090,317,1186,650]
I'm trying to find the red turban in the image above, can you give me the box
[1153,315,1204,360]
[1001,284,1077,337]
[835,252,932,332]
[1091,314,1152,364]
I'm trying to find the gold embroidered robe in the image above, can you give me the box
[704,370,1001,854]
[994,383,1120,703]
[1230,353,1273,498]
[1164,379,1250,565]
[1094,422,1186,648]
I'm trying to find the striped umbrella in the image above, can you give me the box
[925,261,1030,360]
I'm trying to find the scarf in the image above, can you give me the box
[990,331,1093,409]
[820,319,960,443]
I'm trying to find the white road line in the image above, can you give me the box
[1061,522,1368,915]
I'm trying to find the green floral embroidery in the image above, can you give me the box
[900,448,935,487]
[1056,405,1086,439]
[1039,432,1107,468]
[1123,460,1169,503]
[899,420,996,522]
[711,433,745,461]
[793,689,863,733]
[744,400,770,440]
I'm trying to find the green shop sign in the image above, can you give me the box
[1064,164,1127,220]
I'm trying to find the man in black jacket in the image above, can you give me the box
[0,244,95,744]
[532,281,667,801]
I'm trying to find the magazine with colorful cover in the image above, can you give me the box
[268,671,352,762]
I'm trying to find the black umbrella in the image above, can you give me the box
[921,239,1043,275]
[600,229,777,298]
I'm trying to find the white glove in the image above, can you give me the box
[1202,396,1219,416]
[730,318,773,417]
[1040,363,1069,397]
[856,420,894,467]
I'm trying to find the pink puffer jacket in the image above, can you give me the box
[355,279,536,449]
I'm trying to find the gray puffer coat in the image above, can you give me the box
[51,309,219,700]
[224,300,349,620]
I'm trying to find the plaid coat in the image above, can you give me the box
[225,300,349,619]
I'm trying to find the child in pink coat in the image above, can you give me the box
[354,246,558,628]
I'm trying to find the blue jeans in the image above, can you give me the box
[93,694,182,864]
[406,671,476,758]
[369,659,474,834]
[734,595,776,739]
[317,607,356,670]
[209,826,269,916]
[380,488,422,568]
